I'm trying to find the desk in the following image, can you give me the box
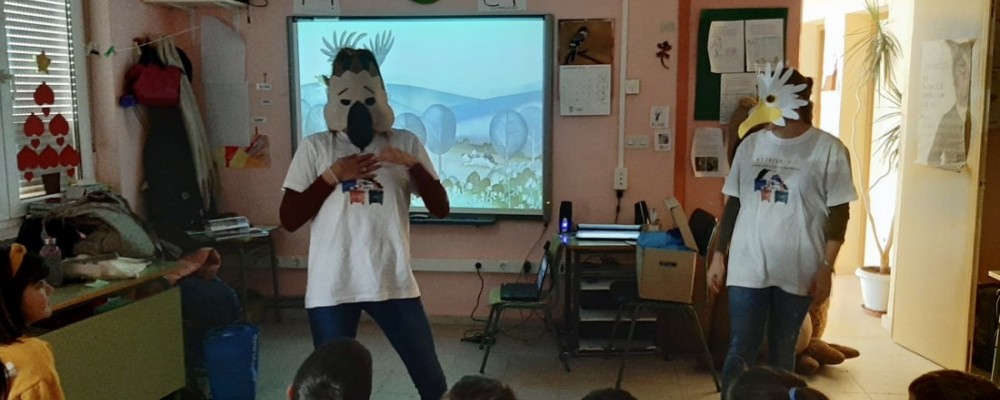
[560,236,657,355]
[194,233,281,322]
[42,262,187,400]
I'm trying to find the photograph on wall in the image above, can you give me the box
[916,39,974,172]
[558,19,614,66]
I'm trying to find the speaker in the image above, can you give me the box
[634,201,650,225]
[559,201,573,233]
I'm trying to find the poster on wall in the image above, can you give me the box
[916,39,974,172]
[707,20,744,73]
[691,127,729,178]
[558,19,614,66]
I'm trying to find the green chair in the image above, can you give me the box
[479,242,571,374]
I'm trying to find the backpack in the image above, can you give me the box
[43,190,159,259]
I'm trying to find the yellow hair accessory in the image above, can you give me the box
[8,244,26,277]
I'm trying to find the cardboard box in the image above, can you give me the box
[635,197,698,304]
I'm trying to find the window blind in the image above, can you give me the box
[2,0,79,199]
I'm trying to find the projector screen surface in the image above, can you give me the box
[289,16,552,219]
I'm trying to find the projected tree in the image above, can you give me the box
[394,112,427,145]
[422,105,456,175]
[489,110,529,207]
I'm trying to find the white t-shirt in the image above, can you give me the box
[282,129,437,308]
[722,128,857,296]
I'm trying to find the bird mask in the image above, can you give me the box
[738,62,810,138]
[323,48,395,151]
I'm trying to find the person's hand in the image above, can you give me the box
[707,252,726,295]
[330,153,380,182]
[809,264,833,307]
[376,146,418,168]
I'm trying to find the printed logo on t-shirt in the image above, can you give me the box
[753,169,790,204]
[342,179,385,205]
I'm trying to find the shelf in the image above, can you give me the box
[579,308,656,322]
[143,0,247,9]
[578,338,657,354]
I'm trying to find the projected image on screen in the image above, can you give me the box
[291,17,551,217]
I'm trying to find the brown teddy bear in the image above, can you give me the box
[794,298,861,374]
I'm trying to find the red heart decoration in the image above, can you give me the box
[66,168,75,178]
[24,172,33,183]
[17,146,39,171]
[58,145,80,167]
[30,139,40,149]
[56,137,65,146]
[33,82,54,106]
[23,113,44,137]
[42,108,50,117]
[49,114,69,136]
[38,145,59,169]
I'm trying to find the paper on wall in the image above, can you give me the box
[720,73,757,123]
[745,19,784,72]
[559,65,612,116]
[692,127,729,178]
[708,20,745,73]
[916,39,974,171]
[650,106,670,128]
[201,16,251,148]
[655,129,673,152]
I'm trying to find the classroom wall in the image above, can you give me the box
[89,0,800,317]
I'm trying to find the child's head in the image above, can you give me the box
[727,366,829,400]
[288,337,373,400]
[0,244,51,344]
[581,387,638,400]
[908,369,1000,400]
[443,375,516,400]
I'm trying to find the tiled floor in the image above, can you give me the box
[255,276,941,399]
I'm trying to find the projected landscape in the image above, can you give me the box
[294,18,548,215]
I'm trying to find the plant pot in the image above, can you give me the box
[856,266,890,313]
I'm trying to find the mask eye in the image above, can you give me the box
[364,97,376,106]
[765,95,776,103]
[340,99,351,106]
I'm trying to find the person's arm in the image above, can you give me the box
[409,164,449,218]
[279,175,337,232]
[809,203,850,305]
[715,196,741,257]
[821,203,850,267]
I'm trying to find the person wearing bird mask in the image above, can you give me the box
[706,63,857,398]
[280,48,450,400]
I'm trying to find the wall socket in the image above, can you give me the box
[625,134,649,149]
[614,167,628,190]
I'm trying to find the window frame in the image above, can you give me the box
[0,0,94,224]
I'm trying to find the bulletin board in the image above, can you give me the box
[694,8,788,121]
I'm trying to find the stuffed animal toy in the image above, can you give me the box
[794,299,861,375]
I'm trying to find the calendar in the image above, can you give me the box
[559,65,612,116]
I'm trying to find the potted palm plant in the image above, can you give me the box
[848,0,901,314]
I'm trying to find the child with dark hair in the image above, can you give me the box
[288,337,373,400]
[443,375,517,400]
[726,366,829,400]
[0,244,64,400]
[908,369,1000,400]
[581,387,638,400]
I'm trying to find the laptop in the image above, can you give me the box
[500,242,551,302]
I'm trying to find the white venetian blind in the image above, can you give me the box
[2,0,79,199]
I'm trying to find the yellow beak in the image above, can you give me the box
[738,103,781,138]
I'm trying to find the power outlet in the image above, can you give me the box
[614,167,628,190]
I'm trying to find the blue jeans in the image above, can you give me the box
[721,286,812,398]
[308,297,447,400]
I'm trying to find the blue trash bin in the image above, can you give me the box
[204,323,260,400]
